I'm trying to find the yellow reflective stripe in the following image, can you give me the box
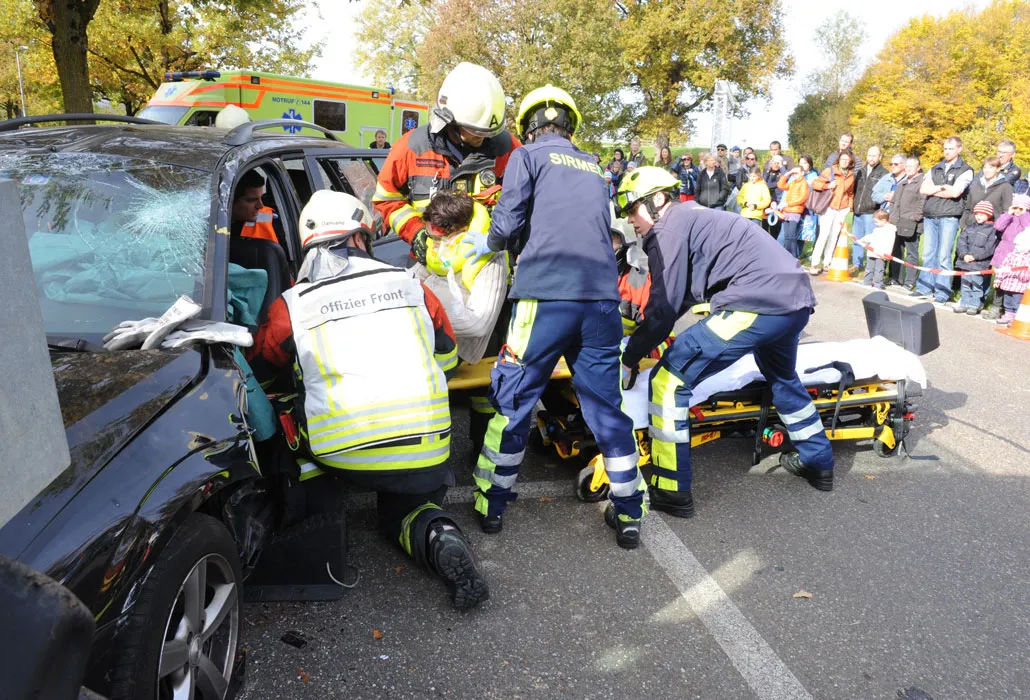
[312,325,338,411]
[310,402,450,440]
[411,198,431,212]
[373,182,406,202]
[622,316,637,336]
[507,300,538,358]
[309,405,450,451]
[318,434,451,471]
[409,307,442,394]
[399,502,441,554]
[649,367,684,431]
[388,204,419,231]
[308,392,448,426]
[436,345,458,373]
[706,311,758,342]
[474,412,511,514]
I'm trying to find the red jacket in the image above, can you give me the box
[373,125,521,243]
[618,263,673,360]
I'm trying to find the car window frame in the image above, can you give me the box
[302,148,390,240]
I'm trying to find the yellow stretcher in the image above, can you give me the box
[446,356,573,391]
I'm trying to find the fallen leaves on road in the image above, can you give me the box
[792,590,814,599]
[372,629,384,640]
[394,565,407,574]
[297,667,309,684]
[864,475,876,480]
[539,497,553,502]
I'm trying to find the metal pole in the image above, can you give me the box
[15,48,27,118]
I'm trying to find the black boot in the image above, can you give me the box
[478,512,502,534]
[648,486,695,518]
[604,503,641,550]
[779,452,833,491]
[426,521,490,610]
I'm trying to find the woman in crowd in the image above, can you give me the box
[609,148,625,171]
[774,159,812,258]
[671,153,699,202]
[808,151,856,275]
[655,146,675,173]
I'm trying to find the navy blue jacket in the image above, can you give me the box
[487,134,620,301]
[624,202,818,368]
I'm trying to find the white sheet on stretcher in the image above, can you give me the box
[621,336,927,430]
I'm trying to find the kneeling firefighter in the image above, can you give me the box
[614,167,835,518]
[248,190,489,610]
[463,84,646,549]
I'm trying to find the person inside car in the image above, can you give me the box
[231,169,279,243]
[247,190,489,610]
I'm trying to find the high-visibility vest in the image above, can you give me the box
[241,207,278,242]
[425,202,502,290]
[282,255,450,471]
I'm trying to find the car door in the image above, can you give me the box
[301,148,411,269]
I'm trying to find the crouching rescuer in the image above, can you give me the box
[463,85,647,549]
[248,190,488,610]
[614,167,835,517]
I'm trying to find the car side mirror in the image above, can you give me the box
[0,555,98,700]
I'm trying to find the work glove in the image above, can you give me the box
[103,295,202,351]
[411,228,430,266]
[161,320,253,349]
[621,363,639,391]
[462,231,495,263]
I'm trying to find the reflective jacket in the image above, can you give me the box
[249,249,458,473]
[372,125,520,243]
[240,206,277,242]
[617,244,672,359]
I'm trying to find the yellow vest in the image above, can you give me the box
[425,202,504,290]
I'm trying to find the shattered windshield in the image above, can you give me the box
[0,153,212,340]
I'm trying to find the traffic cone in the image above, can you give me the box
[825,224,852,283]
[998,287,1030,340]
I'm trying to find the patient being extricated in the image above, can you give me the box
[410,191,508,364]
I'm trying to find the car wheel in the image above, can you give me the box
[110,513,242,700]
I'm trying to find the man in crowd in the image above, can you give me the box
[824,133,855,170]
[627,138,647,167]
[915,136,973,302]
[764,141,794,175]
[615,167,835,520]
[715,143,730,174]
[372,129,391,149]
[888,157,927,292]
[851,145,887,271]
[873,153,910,285]
[997,140,1023,191]
[696,153,731,210]
[463,85,646,549]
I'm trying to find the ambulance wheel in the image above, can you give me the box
[874,439,899,458]
[576,464,609,503]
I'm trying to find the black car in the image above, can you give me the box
[0,115,405,700]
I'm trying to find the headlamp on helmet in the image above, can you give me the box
[516,84,583,139]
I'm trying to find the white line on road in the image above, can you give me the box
[646,514,814,700]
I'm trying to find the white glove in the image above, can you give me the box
[161,320,254,349]
[103,295,202,351]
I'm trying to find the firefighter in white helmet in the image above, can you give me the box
[248,190,489,610]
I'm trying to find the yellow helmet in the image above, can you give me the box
[613,166,679,216]
[516,84,583,139]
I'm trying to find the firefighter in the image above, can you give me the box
[463,85,646,549]
[373,61,522,449]
[248,190,488,610]
[614,167,835,519]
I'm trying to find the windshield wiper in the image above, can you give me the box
[46,337,106,353]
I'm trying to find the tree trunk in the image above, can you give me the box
[37,0,102,114]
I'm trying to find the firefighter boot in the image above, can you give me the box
[604,503,641,549]
[647,486,695,518]
[402,505,490,610]
[779,452,833,491]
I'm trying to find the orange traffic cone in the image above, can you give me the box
[998,287,1030,340]
[825,224,852,283]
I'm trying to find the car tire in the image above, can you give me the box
[109,513,243,700]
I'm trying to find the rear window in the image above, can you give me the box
[137,105,189,125]
[313,100,347,132]
[0,152,212,340]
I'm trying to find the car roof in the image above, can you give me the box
[0,123,350,171]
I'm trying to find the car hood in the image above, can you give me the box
[0,349,203,557]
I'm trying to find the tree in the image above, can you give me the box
[804,10,865,99]
[33,0,101,113]
[1,2,62,117]
[618,0,793,146]
[353,0,436,95]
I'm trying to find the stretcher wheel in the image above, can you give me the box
[527,423,548,454]
[576,464,609,503]
[873,440,899,458]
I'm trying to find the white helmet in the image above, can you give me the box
[215,104,251,129]
[434,62,506,137]
[299,190,374,250]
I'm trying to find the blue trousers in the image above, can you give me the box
[960,274,989,309]
[851,213,875,267]
[916,216,961,301]
[777,219,802,259]
[648,309,834,493]
[475,300,644,519]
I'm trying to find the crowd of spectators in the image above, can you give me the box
[603,133,1030,328]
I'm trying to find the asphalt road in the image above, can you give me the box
[237,278,1030,700]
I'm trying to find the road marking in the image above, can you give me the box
[646,514,813,700]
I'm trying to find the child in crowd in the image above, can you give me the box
[737,166,772,223]
[413,191,508,363]
[985,194,1030,320]
[992,226,1030,327]
[954,201,1000,315]
[857,209,896,289]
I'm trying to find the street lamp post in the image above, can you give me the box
[15,46,28,118]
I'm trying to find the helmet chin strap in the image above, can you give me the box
[644,196,663,223]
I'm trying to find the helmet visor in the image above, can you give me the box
[455,121,504,139]
[613,189,645,217]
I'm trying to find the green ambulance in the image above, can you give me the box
[138,70,428,147]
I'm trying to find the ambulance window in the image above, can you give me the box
[401,110,419,134]
[313,100,347,132]
[185,110,219,127]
